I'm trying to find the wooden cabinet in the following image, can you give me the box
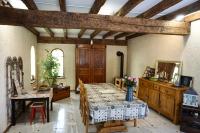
[138,78,187,124]
[76,44,106,89]
[148,87,160,112]
[52,86,70,102]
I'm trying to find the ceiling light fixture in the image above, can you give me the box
[174,15,185,21]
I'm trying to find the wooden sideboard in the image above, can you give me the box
[138,78,187,124]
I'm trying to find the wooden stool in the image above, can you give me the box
[30,102,46,124]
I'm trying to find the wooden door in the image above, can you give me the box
[148,88,160,111]
[76,45,91,85]
[160,93,175,120]
[76,44,106,87]
[138,86,147,102]
[91,45,106,83]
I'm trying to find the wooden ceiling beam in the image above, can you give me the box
[37,37,127,46]
[158,1,200,20]
[137,0,182,18]
[59,0,67,38]
[115,32,132,40]
[22,0,54,37]
[78,0,106,38]
[44,28,54,37]
[126,0,182,40]
[126,33,145,40]
[24,25,40,36]
[184,11,200,22]
[21,0,38,10]
[0,7,189,35]
[2,0,39,36]
[96,0,144,39]
[59,0,66,12]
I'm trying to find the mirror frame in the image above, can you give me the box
[155,60,182,82]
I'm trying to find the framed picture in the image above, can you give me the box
[183,93,199,107]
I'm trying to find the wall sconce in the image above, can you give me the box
[90,39,93,45]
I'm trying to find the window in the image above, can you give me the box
[31,46,36,80]
[51,49,64,77]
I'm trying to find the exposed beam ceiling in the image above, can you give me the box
[104,0,182,39]
[137,0,182,18]
[126,0,200,40]
[37,37,127,46]
[22,0,54,37]
[0,7,189,35]
[58,0,67,38]
[184,11,200,22]
[3,0,39,36]
[94,0,144,39]
[158,0,200,20]
[78,0,106,38]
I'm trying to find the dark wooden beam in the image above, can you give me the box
[126,33,145,40]
[158,1,200,20]
[90,30,101,39]
[184,11,200,22]
[0,7,189,35]
[37,37,127,46]
[103,31,116,39]
[95,0,144,39]
[114,0,144,16]
[44,28,54,37]
[3,0,39,36]
[78,0,106,38]
[115,32,132,40]
[59,0,66,12]
[22,0,54,37]
[21,0,38,10]
[137,0,182,18]
[126,0,183,40]
[59,0,67,38]
[24,26,40,36]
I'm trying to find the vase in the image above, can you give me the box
[126,86,134,102]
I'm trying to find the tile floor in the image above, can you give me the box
[8,92,182,133]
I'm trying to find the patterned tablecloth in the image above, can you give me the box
[85,83,149,124]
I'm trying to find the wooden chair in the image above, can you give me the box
[83,89,90,133]
[115,78,122,88]
[79,79,84,116]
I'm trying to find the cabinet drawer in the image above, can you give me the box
[160,87,175,96]
[140,80,153,88]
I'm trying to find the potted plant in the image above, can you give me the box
[40,50,60,87]
[124,76,137,101]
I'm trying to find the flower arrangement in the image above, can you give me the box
[124,76,137,87]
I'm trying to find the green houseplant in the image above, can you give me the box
[40,50,60,87]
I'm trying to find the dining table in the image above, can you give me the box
[10,89,53,125]
[85,83,149,133]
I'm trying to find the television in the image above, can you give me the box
[180,75,193,87]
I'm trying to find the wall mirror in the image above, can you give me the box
[156,60,182,82]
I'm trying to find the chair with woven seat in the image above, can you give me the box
[30,102,46,124]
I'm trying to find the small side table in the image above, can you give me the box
[180,105,200,133]
[52,86,70,102]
